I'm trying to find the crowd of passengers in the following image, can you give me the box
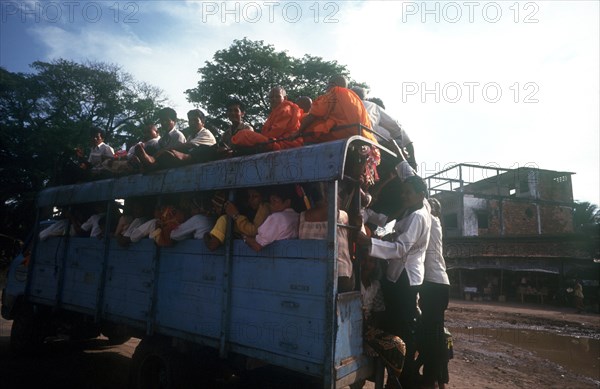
[60,74,417,182]
[41,75,449,389]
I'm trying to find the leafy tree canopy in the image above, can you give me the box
[573,201,600,230]
[0,59,168,239]
[186,38,368,133]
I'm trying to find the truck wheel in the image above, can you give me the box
[10,305,45,356]
[102,323,131,345]
[129,337,185,389]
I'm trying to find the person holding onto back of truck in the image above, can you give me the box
[418,198,450,389]
[356,175,431,389]
[243,185,299,252]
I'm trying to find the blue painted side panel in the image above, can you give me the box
[60,238,104,310]
[29,238,64,302]
[154,240,224,339]
[334,293,365,379]
[103,239,156,322]
[230,240,329,297]
[228,289,326,363]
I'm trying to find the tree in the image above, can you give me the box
[573,201,600,231]
[0,60,168,240]
[186,38,368,134]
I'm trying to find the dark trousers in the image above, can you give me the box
[381,270,420,388]
[419,281,450,385]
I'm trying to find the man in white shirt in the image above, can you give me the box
[134,107,186,169]
[357,175,431,389]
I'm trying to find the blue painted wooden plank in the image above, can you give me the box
[230,287,326,324]
[232,239,330,260]
[28,265,59,300]
[37,139,355,207]
[34,238,65,265]
[228,308,326,363]
[230,247,329,297]
[334,293,364,367]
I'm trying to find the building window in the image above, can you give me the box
[477,212,489,229]
[444,213,458,228]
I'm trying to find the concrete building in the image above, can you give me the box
[426,164,598,308]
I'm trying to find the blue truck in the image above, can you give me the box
[2,137,396,388]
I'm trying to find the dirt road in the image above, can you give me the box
[1,300,598,388]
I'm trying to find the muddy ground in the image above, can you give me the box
[0,299,598,388]
[441,300,599,389]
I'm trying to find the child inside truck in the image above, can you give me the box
[242,185,299,252]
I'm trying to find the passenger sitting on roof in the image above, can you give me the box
[352,87,417,171]
[298,183,353,292]
[296,96,312,116]
[134,107,186,170]
[204,188,270,251]
[134,109,216,170]
[170,194,215,241]
[71,127,115,180]
[87,127,115,171]
[232,86,303,152]
[101,122,162,175]
[242,185,299,252]
[299,75,377,144]
[217,98,254,158]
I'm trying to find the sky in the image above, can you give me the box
[1,0,598,204]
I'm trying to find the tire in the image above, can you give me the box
[129,337,186,389]
[9,304,46,356]
[101,323,131,345]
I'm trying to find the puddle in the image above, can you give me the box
[450,327,600,380]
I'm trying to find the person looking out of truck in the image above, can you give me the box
[170,194,215,241]
[204,188,270,251]
[242,185,299,252]
[298,183,353,292]
[116,198,152,247]
[128,204,162,244]
[356,175,431,389]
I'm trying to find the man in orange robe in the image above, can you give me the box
[232,87,303,151]
[299,75,377,144]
